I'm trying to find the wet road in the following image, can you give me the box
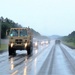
[0,40,75,75]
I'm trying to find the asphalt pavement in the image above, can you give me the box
[0,40,75,75]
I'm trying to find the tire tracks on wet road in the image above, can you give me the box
[37,44,56,75]
[60,44,75,74]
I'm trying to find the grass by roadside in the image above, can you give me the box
[0,44,8,51]
[62,41,75,49]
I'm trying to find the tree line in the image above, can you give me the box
[0,17,22,38]
[0,17,48,39]
[62,31,75,43]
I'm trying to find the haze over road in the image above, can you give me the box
[0,0,75,36]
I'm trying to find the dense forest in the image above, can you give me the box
[0,17,48,39]
[62,31,75,43]
[0,17,22,38]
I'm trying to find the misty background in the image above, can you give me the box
[0,0,75,36]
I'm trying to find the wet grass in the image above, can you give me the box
[0,44,8,51]
[62,41,75,49]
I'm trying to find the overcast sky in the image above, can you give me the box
[0,0,75,36]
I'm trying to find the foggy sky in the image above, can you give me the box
[0,0,75,36]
